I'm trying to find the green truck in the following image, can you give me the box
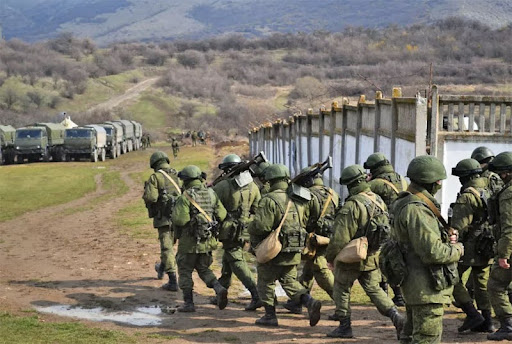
[14,123,66,163]
[131,120,143,150]
[113,120,136,153]
[0,125,16,165]
[64,125,107,162]
[99,122,123,159]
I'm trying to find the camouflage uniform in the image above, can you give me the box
[213,176,262,310]
[391,156,463,344]
[143,152,181,291]
[191,131,198,147]
[248,164,322,327]
[326,165,403,339]
[172,166,227,312]
[172,139,180,158]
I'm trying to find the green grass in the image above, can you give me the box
[127,90,179,129]
[0,163,101,222]
[0,312,136,344]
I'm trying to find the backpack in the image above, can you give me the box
[351,192,390,253]
[185,188,219,240]
[310,187,338,238]
[379,238,408,286]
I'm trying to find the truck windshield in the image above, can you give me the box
[16,129,42,139]
[103,127,112,135]
[66,129,92,138]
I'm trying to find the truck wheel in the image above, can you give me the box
[110,147,117,159]
[99,149,106,162]
[121,143,126,154]
[43,149,50,162]
[91,150,98,163]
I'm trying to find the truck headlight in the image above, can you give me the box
[16,146,19,149]
[37,145,41,149]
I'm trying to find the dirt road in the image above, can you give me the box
[0,146,496,343]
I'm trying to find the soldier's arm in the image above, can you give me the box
[450,193,475,233]
[248,197,278,237]
[325,201,360,263]
[171,194,190,227]
[144,174,160,203]
[212,190,227,222]
[498,189,512,259]
[305,194,321,232]
[249,183,262,215]
[403,204,462,264]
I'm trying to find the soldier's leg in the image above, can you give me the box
[488,261,512,339]
[312,255,334,297]
[410,304,444,344]
[299,259,315,291]
[472,264,494,332]
[452,264,472,305]
[197,252,228,309]
[400,306,413,344]
[176,252,197,312]
[158,226,177,273]
[218,250,234,289]
[256,263,280,326]
[327,269,358,338]
[224,248,262,311]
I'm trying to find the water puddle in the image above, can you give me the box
[35,305,168,326]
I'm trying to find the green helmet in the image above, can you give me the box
[264,164,290,181]
[219,154,241,170]
[451,158,482,177]
[178,165,202,180]
[251,161,270,177]
[471,146,495,163]
[406,155,447,184]
[363,153,389,170]
[150,151,170,168]
[489,152,512,172]
[340,165,366,185]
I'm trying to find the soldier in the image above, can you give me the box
[325,165,404,339]
[171,165,228,312]
[283,166,339,316]
[450,158,494,333]
[364,152,407,307]
[191,131,198,147]
[142,151,181,291]
[390,156,463,343]
[251,161,271,195]
[487,152,512,340]
[211,154,263,311]
[141,134,147,149]
[172,138,180,159]
[248,164,322,327]
[472,146,504,195]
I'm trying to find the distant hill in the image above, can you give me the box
[2,0,512,45]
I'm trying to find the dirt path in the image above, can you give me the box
[89,77,159,111]
[0,147,496,344]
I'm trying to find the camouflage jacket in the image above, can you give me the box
[451,177,492,266]
[496,181,512,259]
[213,177,261,249]
[482,169,504,196]
[143,162,181,228]
[391,184,463,305]
[325,184,387,272]
[172,179,227,253]
[248,180,309,266]
[369,165,408,207]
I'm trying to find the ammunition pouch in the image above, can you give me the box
[379,239,408,287]
[367,223,390,253]
[145,202,158,218]
[315,216,335,238]
[428,262,459,291]
[281,227,307,253]
[475,228,496,260]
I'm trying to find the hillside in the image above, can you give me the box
[2,0,512,45]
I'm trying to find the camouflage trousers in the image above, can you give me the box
[218,246,257,290]
[452,263,491,310]
[299,254,334,297]
[488,261,512,318]
[400,304,444,344]
[257,263,308,307]
[176,252,217,291]
[158,226,176,274]
[333,268,395,319]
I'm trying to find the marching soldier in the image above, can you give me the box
[172,165,227,312]
[390,156,463,343]
[450,159,494,333]
[325,165,404,338]
[172,138,180,158]
[364,152,407,307]
[142,151,181,291]
[248,164,322,327]
[250,161,271,195]
[212,154,263,311]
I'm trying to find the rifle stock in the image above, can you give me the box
[212,151,268,186]
[292,156,332,184]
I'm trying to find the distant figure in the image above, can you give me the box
[146,133,152,148]
[172,138,180,158]
[191,131,198,147]
[141,135,148,150]
[198,130,206,145]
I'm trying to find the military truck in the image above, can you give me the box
[0,125,16,164]
[15,123,66,163]
[64,126,107,162]
[112,120,135,153]
[130,120,143,150]
[104,121,126,155]
[99,123,123,159]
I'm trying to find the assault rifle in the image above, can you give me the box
[212,151,268,186]
[292,156,332,187]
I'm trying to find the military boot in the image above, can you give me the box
[328,313,341,321]
[255,305,278,326]
[327,317,353,338]
[212,280,228,310]
[387,307,405,340]
[177,289,195,312]
[488,317,512,341]
[154,262,165,280]
[300,293,322,327]
[472,309,496,333]
[283,298,303,314]
[458,302,485,332]
[391,286,405,307]
[162,272,178,292]
[245,287,263,311]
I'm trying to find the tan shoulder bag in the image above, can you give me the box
[255,200,292,264]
